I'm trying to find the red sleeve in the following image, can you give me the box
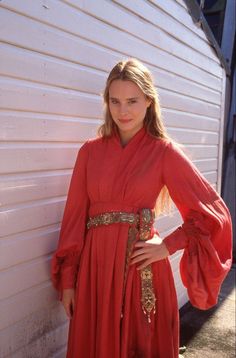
[50,140,90,299]
[162,140,232,309]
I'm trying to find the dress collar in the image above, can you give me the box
[112,125,147,150]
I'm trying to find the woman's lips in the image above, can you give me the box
[118,118,132,123]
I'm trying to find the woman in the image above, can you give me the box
[51,58,232,358]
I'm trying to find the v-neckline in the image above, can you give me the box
[112,126,147,151]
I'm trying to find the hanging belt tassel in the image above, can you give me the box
[140,265,156,323]
[139,209,157,323]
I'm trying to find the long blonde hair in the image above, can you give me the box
[98,58,181,216]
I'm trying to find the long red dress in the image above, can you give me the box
[51,126,232,358]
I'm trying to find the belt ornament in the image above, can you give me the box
[87,208,157,323]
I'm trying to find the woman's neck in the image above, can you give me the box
[118,126,144,147]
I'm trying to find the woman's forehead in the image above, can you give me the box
[109,80,143,98]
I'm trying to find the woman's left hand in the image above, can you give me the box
[130,234,170,270]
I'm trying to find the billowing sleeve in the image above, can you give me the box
[50,140,90,299]
[162,140,232,309]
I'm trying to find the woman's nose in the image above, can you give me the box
[120,104,128,115]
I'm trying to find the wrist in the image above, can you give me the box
[163,226,189,255]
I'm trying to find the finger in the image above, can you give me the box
[71,296,75,317]
[136,258,154,270]
[134,242,154,249]
[130,254,150,265]
[130,248,148,258]
[72,295,75,309]
[131,244,157,258]
[134,242,146,247]
[63,300,73,319]
[69,301,74,318]
[64,303,72,319]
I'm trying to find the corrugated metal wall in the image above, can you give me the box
[0,0,226,356]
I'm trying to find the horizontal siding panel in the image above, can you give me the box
[173,274,186,290]
[173,264,185,281]
[175,0,188,9]
[194,158,217,172]
[204,171,217,182]
[0,42,222,105]
[164,110,220,132]
[0,303,67,357]
[0,79,102,117]
[0,42,106,95]
[1,199,65,237]
[175,275,187,293]
[0,282,58,331]
[144,0,214,44]
[1,0,221,76]
[168,128,219,145]
[177,290,189,308]
[161,89,221,118]
[0,12,122,76]
[0,111,99,142]
[175,280,188,301]
[0,172,71,206]
[0,147,79,173]
[0,225,59,270]
[77,0,221,66]
[170,249,183,263]
[157,211,182,234]
[0,256,51,300]
[0,6,222,90]
[153,69,221,104]
[175,275,187,291]
[183,145,218,160]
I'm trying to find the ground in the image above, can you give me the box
[180,264,236,358]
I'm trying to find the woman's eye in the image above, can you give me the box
[110,100,136,104]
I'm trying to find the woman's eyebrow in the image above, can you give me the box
[109,96,139,100]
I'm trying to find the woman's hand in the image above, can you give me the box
[62,288,75,319]
[130,234,170,270]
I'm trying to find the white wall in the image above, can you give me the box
[0,0,226,356]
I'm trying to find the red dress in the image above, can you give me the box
[51,126,232,358]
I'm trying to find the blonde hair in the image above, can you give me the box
[98,58,182,216]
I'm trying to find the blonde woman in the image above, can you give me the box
[51,58,232,358]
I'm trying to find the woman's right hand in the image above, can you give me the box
[62,288,75,319]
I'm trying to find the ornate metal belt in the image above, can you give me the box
[87,208,157,323]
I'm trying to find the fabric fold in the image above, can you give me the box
[51,245,80,292]
[162,140,232,310]
[50,140,90,297]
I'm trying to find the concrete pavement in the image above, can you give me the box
[180,264,236,358]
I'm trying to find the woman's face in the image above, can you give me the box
[108,79,151,140]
